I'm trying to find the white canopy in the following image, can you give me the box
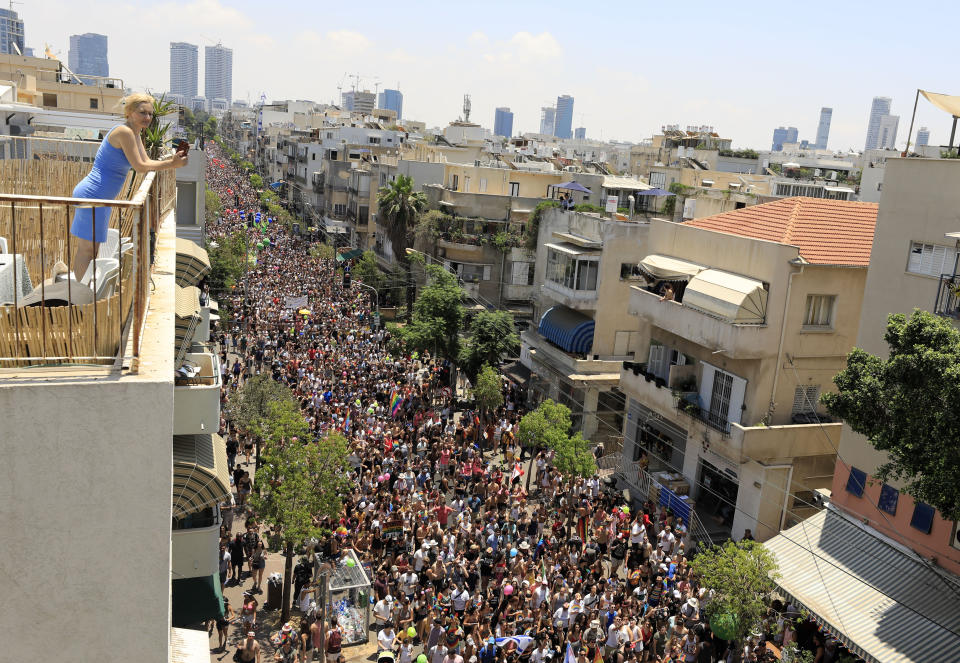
[637,254,706,281]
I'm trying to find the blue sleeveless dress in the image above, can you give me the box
[70,125,132,242]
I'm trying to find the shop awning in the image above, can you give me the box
[501,360,531,385]
[544,241,599,256]
[175,285,201,360]
[764,508,960,663]
[636,254,706,281]
[175,238,211,288]
[172,434,231,519]
[538,306,595,354]
[170,627,211,663]
[171,573,224,627]
[683,268,767,323]
[336,248,363,262]
[602,175,652,191]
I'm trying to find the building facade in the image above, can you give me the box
[815,107,832,150]
[343,90,375,114]
[554,94,574,139]
[771,126,798,151]
[169,42,199,99]
[540,106,555,136]
[916,126,930,147]
[877,113,899,150]
[204,43,233,105]
[864,96,894,151]
[494,107,513,138]
[575,127,586,140]
[616,198,878,544]
[0,8,24,55]
[377,88,403,120]
[68,33,108,78]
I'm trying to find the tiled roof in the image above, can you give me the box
[684,197,878,266]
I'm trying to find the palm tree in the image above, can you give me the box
[377,174,426,317]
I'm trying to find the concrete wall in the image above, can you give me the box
[172,522,220,579]
[0,217,177,662]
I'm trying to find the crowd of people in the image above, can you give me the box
[203,144,836,663]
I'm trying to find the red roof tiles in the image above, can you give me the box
[684,197,878,266]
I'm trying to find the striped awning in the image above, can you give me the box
[175,238,211,288]
[764,508,960,663]
[175,285,201,362]
[172,434,231,519]
[336,248,363,262]
[538,306,595,354]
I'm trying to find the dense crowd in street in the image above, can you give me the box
[203,144,837,663]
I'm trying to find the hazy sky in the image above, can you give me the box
[27,0,958,151]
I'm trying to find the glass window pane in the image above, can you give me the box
[845,466,866,497]
[878,484,899,515]
[910,502,935,533]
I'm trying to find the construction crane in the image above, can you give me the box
[463,94,471,123]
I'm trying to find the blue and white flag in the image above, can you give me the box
[495,636,534,654]
[564,643,576,663]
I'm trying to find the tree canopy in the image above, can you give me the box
[394,261,464,359]
[377,174,427,265]
[459,310,520,382]
[472,364,504,414]
[227,373,291,437]
[206,229,247,294]
[822,310,960,520]
[688,540,779,645]
[518,399,596,478]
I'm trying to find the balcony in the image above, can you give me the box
[628,285,775,359]
[174,352,221,435]
[0,137,176,370]
[522,328,623,380]
[172,509,220,579]
[934,274,960,319]
[504,283,535,301]
[542,279,598,311]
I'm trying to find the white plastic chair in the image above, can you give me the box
[0,236,7,253]
[96,228,120,260]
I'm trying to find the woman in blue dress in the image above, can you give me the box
[70,92,188,277]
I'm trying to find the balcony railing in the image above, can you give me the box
[675,396,730,436]
[935,273,960,318]
[0,139,176,370]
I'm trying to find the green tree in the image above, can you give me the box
[251,398,352,622]
[550,430,596,478]
[688,540,779,647]
[206,229,248,294]
[249,173,264,190]
[518,399,572,490]
[352,250,385,293]
[205,185,222,224]
[309,242,336,261]
[472,364,504,423]
[822,310,960,520]
[394,261,464,359]
[228,374,292,444]
[377,174,427,316]
[459,310,520,382]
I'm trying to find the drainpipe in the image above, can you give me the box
[767,259,804,423]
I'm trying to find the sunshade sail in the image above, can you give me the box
[636,255,706,281]
[682,268,767,323]
[920,89,960,117]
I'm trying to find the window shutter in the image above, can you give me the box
[482,265,492,281]
[699,362,717,411]
[727,375,747,425]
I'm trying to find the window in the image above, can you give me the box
[333,203,346,216]
[42,92,57,107]
[463,176,470,193]
[878,484,899,515]
[326,132,333,139]
[907,242,957,277]
[459,264,490,283]
[511,261,534,286]
[649,171,667,189]
[311,153,316,161]
[479,178,487,193]
[545,249,599,291]
[845,466,866,497]
[910,502,935,534]
[509,181,520,197]
[369,137,380,144]
[803,295,835,327]
[451,174,459,191]
[792,385,820,415]
[708,371,733,429]
[89,97,98,109]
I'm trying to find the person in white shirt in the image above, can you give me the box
[413,547,426,573]
[658,526,676,555]
[378,625,398,651]
[451,584,470,613]
[629,519,646,547]
[553,602,571,629]
[530,644,548,663]
[531,581,550,610]
[605,617,626,656]
[400,571,419,599]
[374,595,394,629]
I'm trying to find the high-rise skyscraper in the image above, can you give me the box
[554,94,574,139]
[342,90,375,114]
[204,43,233,104]
[169,42,199,99]
[377,89,403,120]
[771,126,799,151]
[493,107,514,138]
[864,96,893,151]
[0,8,24,56]
[878,114,899,150]
[815,107,832,150]
[540,106,555,136]
[574,127,586,140]
[916,126,930,147]
[68,33,108,78]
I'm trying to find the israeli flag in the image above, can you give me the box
[564,643,576,663]
[495,636,534,654]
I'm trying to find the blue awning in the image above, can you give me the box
[538,306,595,354]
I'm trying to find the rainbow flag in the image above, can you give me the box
[343,413,351,433]
[390,391,403,417]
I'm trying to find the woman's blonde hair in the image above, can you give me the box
[119,93,156,119]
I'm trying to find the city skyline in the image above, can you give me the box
[25,0,956,150]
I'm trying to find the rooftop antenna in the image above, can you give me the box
[463,94,471,123]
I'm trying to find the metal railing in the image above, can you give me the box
[675,398,730,436]
[0,152,175,371]
[934,273,960,318]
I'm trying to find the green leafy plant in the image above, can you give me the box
[142,94,176,159]
[525,200,560,250]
